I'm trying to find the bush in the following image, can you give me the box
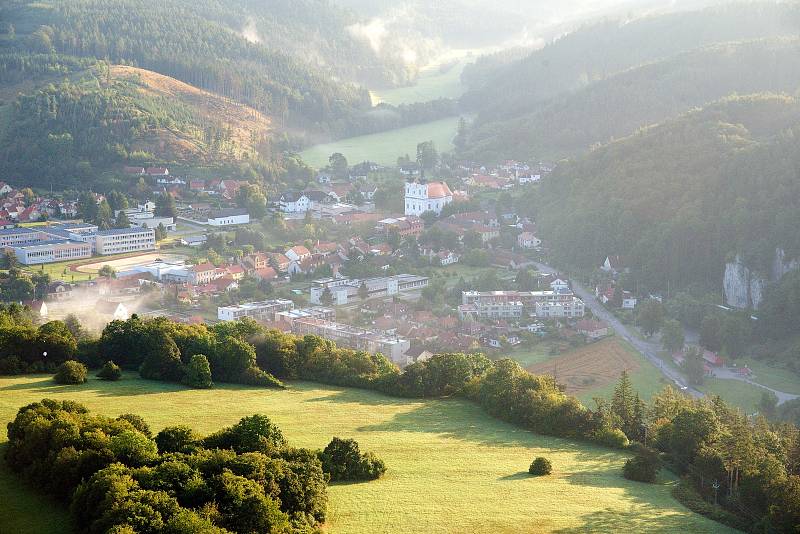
[529,457,552,476]
[0,355,26,375]
[97,360,122,381]
[592,426,629,448]
[54,360,88,384]
[319,437,386,481]
[623,449,660,483]
[155,426,199,454]
[238,366,284,389]
[183,354,213,389]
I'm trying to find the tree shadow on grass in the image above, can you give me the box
[0,376,187,397]
[354,400,599,453]
[498,471,533,481]
[298,385,428,408]
[553,505,716,533]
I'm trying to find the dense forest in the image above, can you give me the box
[0,0,373,133]
[461,39,800,162]
[534,94,800,293]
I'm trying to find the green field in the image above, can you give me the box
[370,59,469,106]
[0,375,735,533]
[21,258,94,282]
[300,116,460,168]
[698,378,768,414]
[735,358,800,395]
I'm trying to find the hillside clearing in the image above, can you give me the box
[0,375,734,534]
[300,116,460,168]
[526,338,670,404]
[370,59,469,106]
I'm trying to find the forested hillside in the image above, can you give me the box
[535,94,800,293]
[0,60,281,189]
[462,38,800,161]
[0,0,380,134]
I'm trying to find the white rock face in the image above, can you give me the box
[724,248,798,309]
[724,256,753,309]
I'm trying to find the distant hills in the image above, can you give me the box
[462,38,800,161]
[459,2,800,162]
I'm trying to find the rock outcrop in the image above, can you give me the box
[724,248,798,309]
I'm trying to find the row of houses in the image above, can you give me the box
[458,285,586,320]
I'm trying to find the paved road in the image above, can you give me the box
[533,261,704,397]
[533,261,800,406]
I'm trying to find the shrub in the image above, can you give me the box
[203,414,287,454]
[0,355,26,375]
[592,426,629,448]
[238,366,284,389]
[109,430,159,466]
[529,457,552,476]
[319,437,386,481]
[623,449,660,483]
[183,354,213,389]
[155,426,199,454]
[54,360,88,384]
[97,360,122,381]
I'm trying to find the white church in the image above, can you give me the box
[404,181,453,216]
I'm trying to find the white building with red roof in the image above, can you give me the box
[404,181,453,216]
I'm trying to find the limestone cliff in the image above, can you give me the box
[724,248,798,309]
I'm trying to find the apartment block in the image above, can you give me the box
[95,227,156,255]
[217,299,295,322]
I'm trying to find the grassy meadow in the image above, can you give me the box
[299,116,460,168]
[370,59,468,106]
[0,375,736,533]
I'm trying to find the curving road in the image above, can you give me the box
[533,261,704,397]
[533,260,800,406]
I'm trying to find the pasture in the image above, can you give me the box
[370,59,469,106]
[0,375,734,533]
[299,116,460,168]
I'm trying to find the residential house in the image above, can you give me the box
[285,245,311,263]
[190,263,219,285]
[601,255,626,275]
[279,192,310,213]
[24,300,48,319]
[95,300,130,321]
[517,232,541,249]
[576,319,610,340]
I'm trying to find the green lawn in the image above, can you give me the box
[370,59,468,106]
[697,378,767,414]
[506,344,557,367]
[21,258,94,283]
[300,116,460,168]
[0,375,734,534]
[734,358,800,395]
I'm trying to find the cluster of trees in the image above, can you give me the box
[4,400,353,533]
[0,304,86,375]
[97,315,284,388]
[536,95,800,294]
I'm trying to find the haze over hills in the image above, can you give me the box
[459,2,800,160]
[462,38,800,161]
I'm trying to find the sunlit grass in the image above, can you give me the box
[300,117,460,168]
[0,375,735,533]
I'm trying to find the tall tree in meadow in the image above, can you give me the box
[661,319,685,353]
